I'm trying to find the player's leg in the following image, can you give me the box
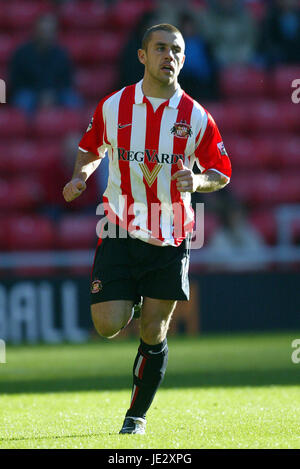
[119,235,190,434]
[90,221,139,337]
[91,300,134,339]
[119,298,175,434]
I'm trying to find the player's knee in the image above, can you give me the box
[91,309,122,339]
[141,319,167,344]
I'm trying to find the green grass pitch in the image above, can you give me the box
[0,332,300,449]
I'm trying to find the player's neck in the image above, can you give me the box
[141,75,178,100]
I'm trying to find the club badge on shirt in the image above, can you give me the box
[171,120,193,139]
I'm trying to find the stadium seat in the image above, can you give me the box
[12,177,45,211]
[109,0,153,29]
[6,1,53,31]
[61,32,125,64]
[0,35,21,64]
[6,215,56,251]
[206,102,248,133]
[60,35,90,65]
[89,32,126,63]
[33,109,82,138]
[219,66,268,99]
[0,217,8,250]
[0,142,13,174]
[59,1,107,30]
[247,100,299,133]
[272,65,300,98]
[9,140,61,173]
[240,172,300,205]
[250,209,277,245]
[0,177,44,211]
[225,137,264,169]
[252,136,279,169]
[279,136,300,168]
[0,108,28,138]
[76,67,119,99]
[57,215,98,249]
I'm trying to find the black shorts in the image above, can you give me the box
[90,222,191,305]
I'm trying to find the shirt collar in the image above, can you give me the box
[134,80,183,109]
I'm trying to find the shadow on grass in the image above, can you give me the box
[1,367,299,394]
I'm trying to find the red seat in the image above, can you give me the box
[273,66,300,98]
[0,142,13,173]
[90,32,125,62]
[280,136,300,168]
[206,102,248,133]
[57,215,98,249]
[12,177,45,211]
[6,1,53,30]
[33,109,82,138]
[6,215,56,251]
[220,66,267,99]
[250,209,277,244]
[60,35,90,65]
[236,172,300,205]
[225,137,263,169]
[0,35,22,63]
[0,177,44,211]
[248,100,299,133]
[76,67,119,99]
[59,1,107,30]
[0,108,28,137]
[252,136,279,169]
[0,217,9,249]
[109,0,153,28]
[61,32,125,65]
[9,140,61,173]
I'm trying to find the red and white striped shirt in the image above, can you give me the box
[79,80,231,247]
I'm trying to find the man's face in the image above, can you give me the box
[138,30,185,85]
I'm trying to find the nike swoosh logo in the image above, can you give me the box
[118,123,132,129]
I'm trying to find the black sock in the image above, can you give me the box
[126,338,168,419]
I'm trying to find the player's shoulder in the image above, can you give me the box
[96,83,137,113]
[181,90,208,119]
[180,89,209,134]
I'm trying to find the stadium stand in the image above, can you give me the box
[0,0,299,272]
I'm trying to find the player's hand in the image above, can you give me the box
[62,178,87,202]
[171,159,197,192]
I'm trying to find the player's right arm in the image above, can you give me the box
[63,95,109,203]
[62,149,101,202]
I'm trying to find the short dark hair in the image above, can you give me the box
[141,23,183,51]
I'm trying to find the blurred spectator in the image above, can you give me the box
[259,0,300,66]
[9,14,82,114]
[199,0,257,67]
[118,11,156,88]
[179,13,218,100]
[208,199,267,271]
[151,0,182,27]
[42,133,99,219]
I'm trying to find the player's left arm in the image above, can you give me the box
[171,112,231,193]
[172,161,228,193]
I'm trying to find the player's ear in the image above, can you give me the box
[138,48,146,65]
[179,54,185,71]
